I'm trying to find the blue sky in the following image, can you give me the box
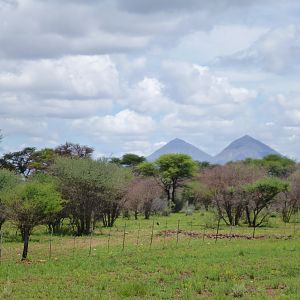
[0,0,300,159]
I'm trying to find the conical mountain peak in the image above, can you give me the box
[213,135,279,164]
[147,138,212,162]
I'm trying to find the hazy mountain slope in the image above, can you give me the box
[147,138,212,162]
[213,135,280,164]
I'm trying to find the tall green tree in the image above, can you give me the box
[0,169,19,230]
[3,179,62,259]
[138,154,197,209]
[121,153,146,167]
[51,157,132,233]
[243,177,288,231]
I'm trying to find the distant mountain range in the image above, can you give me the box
[147,135,281,164]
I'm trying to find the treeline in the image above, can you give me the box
[0,136,299,259]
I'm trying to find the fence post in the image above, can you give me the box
[89,230,93,256]
[202,223,206,243]
[49,228,53,259]
[215,218,220,243]
[150,220,155,249]
[122,223,127,251]
[188,221,193,246]
[107,227,112,253]
[229,224,234,241]
[136,222,140,248]
[163,220,167,249]
[73,235,76,257]
[176,220,180,247]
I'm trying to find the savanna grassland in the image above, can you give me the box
[0,212,299,299]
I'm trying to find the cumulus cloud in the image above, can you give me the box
[1,0,300,159]
[162,61,256,105]
[123,77,172,113]
[0,55,120,99]
[273,93,300,126]
[71,109,156,137]
[217,25,300,74]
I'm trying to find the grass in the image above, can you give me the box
[0,212,299,299]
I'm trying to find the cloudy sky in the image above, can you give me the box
[0,0,300,159]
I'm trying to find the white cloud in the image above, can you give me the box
[218,25,300,74]
[72,109,156,137]
[123,77,172,113]
[162,61,257,106]
[0,94,113,119]
[0,55,120,99]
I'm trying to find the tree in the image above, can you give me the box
[3,179,62,259]
[244,155,296,178]
[51,157,132,233]
[125,177,163,219]
[54,142,94,158]
[243,177,288,231]
[29,148,55,173]
[181,181,212,211]
[278,168,300,223]
[0,170,19,230]
[138,154,197,210]
[202,164,263,225]
[121,153,146,167]
[0,147,36,177]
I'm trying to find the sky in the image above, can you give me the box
[0,0,300,160]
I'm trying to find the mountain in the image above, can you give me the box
[213,135,280,164]
[147,138,212,162]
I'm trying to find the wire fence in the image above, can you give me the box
[0,219,299,263]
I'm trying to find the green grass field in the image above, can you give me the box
[0,212,299,299]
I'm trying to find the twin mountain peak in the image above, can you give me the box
[147,135,280,164]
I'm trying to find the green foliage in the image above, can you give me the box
[51,157,133,231]
[243,177,289,228]
[137,161,156,176]
[29,148,55,173]
[120,153,145,166]
[243,177,289,197]
[244,154,296,178]
[4,181,62,228]
[138,154,197,210]
[182,181,212,209]
[0,169,20,192]
[155,153,197,181]
[0,170,20,229]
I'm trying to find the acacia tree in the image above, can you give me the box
[244,154,296,178]
[181,181,212,211]
[54,142,94,158]
[243,177,288,231]
[0,147,36,177]
[4,179,62,259]
[98,161,133,227]
[0,169,19,230]
[201,164,263,225]
[125,177,163,219]
[138,154,197,210]
[278,168,300,223]
[52,157,132,233]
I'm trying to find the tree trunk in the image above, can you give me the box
[134,211,138,220]
[22,230,30,260]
